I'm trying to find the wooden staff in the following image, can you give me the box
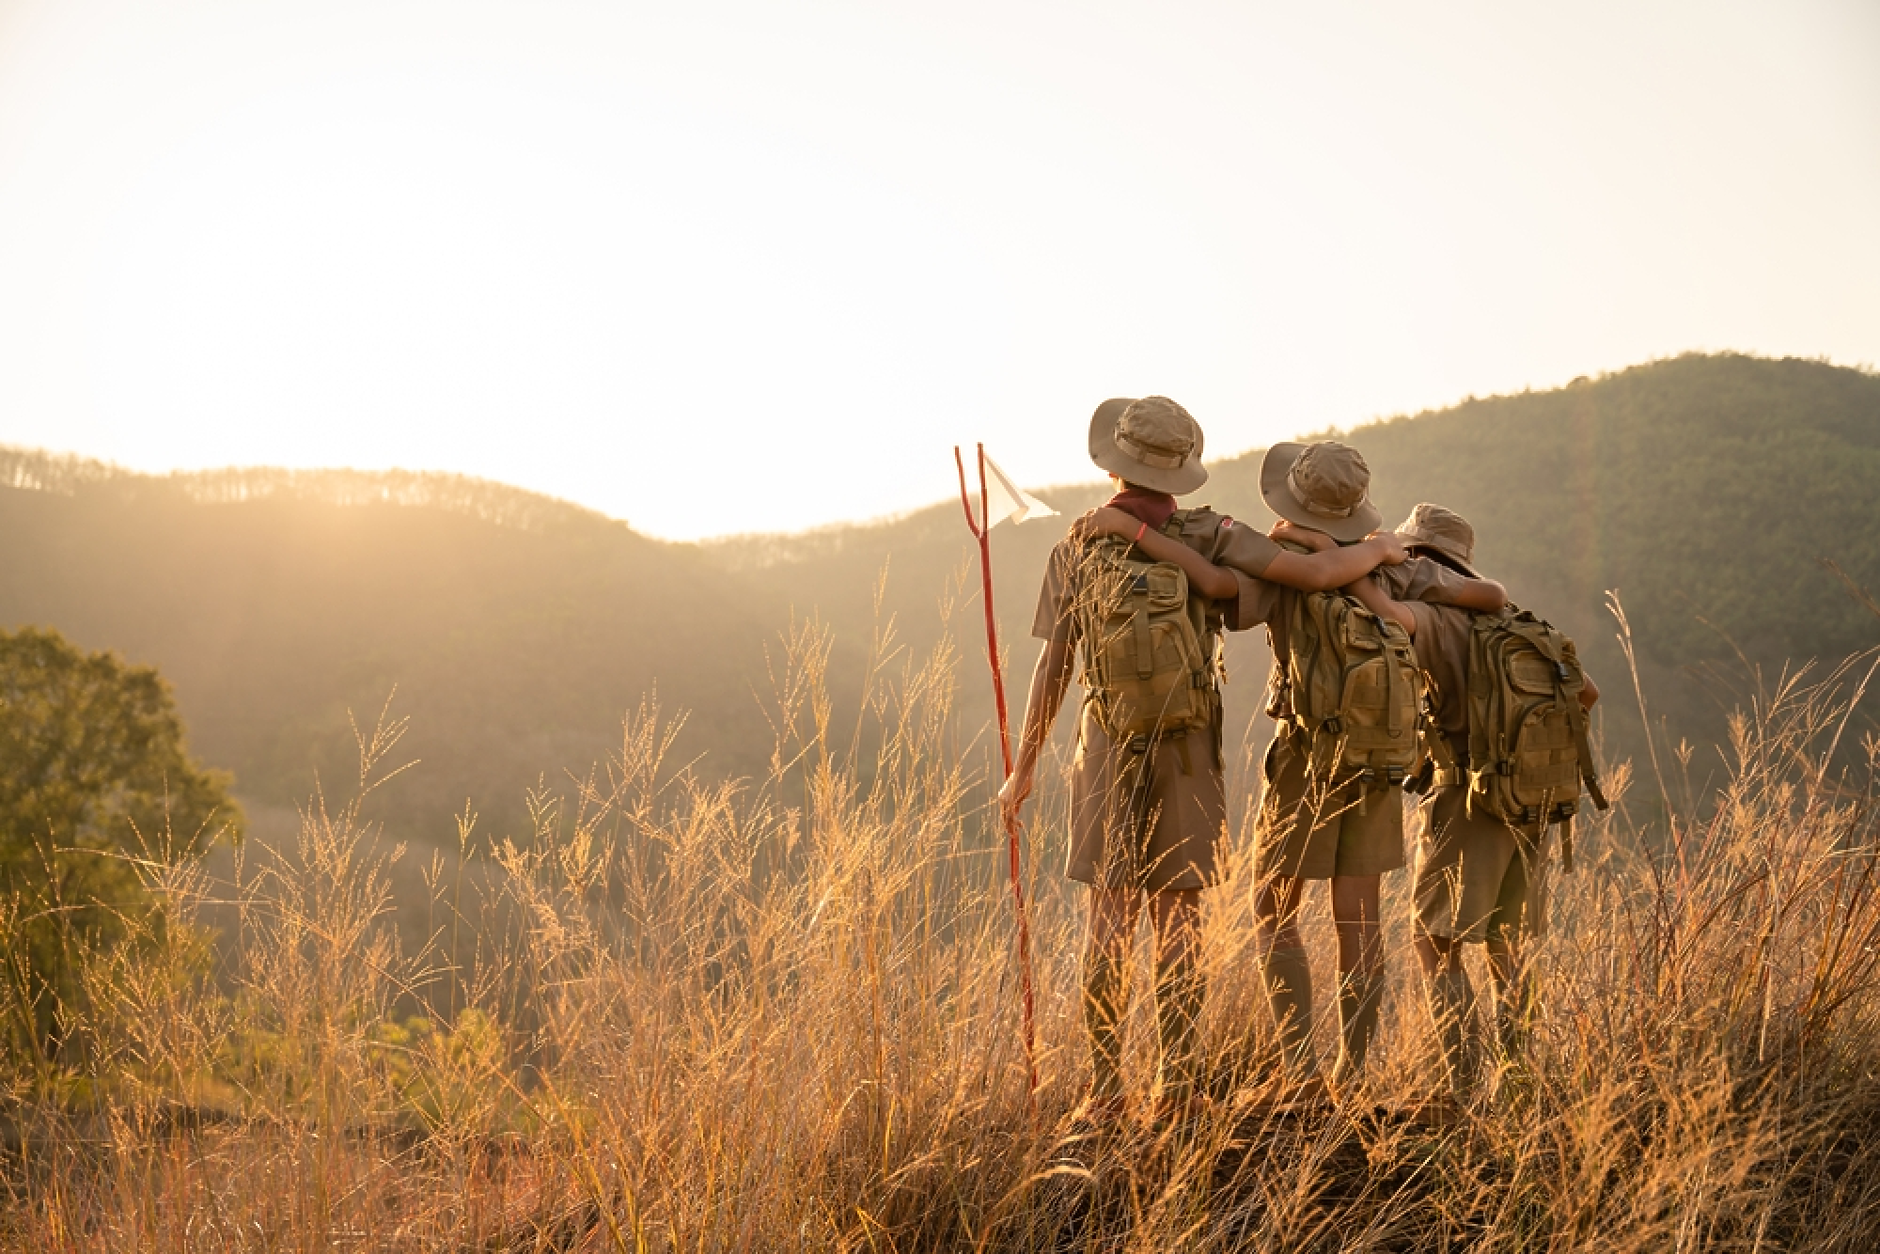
[954,442,1040,1106]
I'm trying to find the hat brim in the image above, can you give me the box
[1404,542,1480,580]
[1258,442,1382,543]
[1088,398,1208,495]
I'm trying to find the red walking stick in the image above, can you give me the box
[954,443,1040,1106]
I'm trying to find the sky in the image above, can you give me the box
[1,1,1877,540]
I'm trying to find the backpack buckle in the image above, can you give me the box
[1322,717,1344,736]
[1127,735,1152,755]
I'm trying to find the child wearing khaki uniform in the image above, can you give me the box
[1002,398,1410,1122]
[1246,450,1508,1091]
[1351,504,1600,1107]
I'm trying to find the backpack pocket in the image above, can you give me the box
[1508,653,1559,697]
[1144,564,1187,611]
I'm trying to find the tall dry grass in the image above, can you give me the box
[3,605,1880,1252]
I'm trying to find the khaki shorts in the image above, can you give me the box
[1066,704,1224,894]
[1253,730,1407,881]
[1412,786,1549,943]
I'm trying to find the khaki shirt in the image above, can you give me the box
[1244,554,1482,877]
[1028,507,1278,890]
[1408,598,1475,762]
[1030,508,1281,644]
[1234,555,1478,713]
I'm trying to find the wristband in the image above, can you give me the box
[1134,520,1148,544]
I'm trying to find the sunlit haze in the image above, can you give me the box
[2,0,1876,539]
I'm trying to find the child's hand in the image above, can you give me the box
[1073,506,1138,542]
[1367,531,1408,565]
[1269,518,1334,552]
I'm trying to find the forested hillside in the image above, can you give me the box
[0,459,791,839]
[3,352,1875,842]
[725,353,1880,777]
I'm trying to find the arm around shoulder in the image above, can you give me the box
[1264,532,1406,593]
[1082,508,1239,600]
[1345,574,1417,635]
[1451,577,1508,613]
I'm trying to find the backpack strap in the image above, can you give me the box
[1133,583,1154,679]
[1565,693,1608,812]
[1419,714,1464,792]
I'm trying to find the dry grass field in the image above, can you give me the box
[4,606,1880,1252]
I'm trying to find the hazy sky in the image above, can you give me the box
[2,1,1877,539]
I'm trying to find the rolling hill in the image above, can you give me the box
[4,352,1876,842]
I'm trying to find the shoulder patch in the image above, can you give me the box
[1179,507,1218,536]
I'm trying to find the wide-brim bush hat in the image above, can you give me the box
[1396,502,1480,577]
[1088,396,1208,495]
[1258,439,1383,543]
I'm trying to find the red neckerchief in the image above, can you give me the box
[1104,487,1178,533]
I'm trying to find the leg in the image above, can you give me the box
[1084,886,1143,1106]
[1485,930,1535,1062]
[1149,887,1204,1105]
[1411,788,1512,1098]
[1416,925,1478,1096]
[1330,874,1386,1082]
[1484,836,1546,1063]
[1253,874,1316,1074]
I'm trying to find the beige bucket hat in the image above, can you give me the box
[1258,440,1383,543]
[1088,396,1208,495]
[1396,503,1479,577]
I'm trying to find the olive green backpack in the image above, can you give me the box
[1268,580,1422,802]
[1438,607,1609,869]
[1076,514,1221,751]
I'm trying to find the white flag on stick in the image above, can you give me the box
[980,453,1058,527]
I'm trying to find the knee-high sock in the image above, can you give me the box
[1260,945,1317,1075]
[1427,967,1478,1095]
[1334,967,1386,1081]
[1084,948,1129,1100]
[1154,946,1205,1103]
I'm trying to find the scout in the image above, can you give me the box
[1241,448,1507,1094]
[1347,504,1601,1110]
[998,397,1409,1123]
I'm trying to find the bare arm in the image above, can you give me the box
[1263,536,1408,592]
[1580,670,1600,710]
[996,637,1076,830]
[1282,520,1505,609]
[1344,573,1417,635]
[1081,508,1238,599]
[1450,578,1508,612]
[1264,515,1411,588]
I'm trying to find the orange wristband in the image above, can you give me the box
[1134,520,1148,544]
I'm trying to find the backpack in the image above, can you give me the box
[1076,513,1221,749]
[1446,607,1609,869]
[1267,579,1422,801]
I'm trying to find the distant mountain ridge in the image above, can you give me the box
[4,352,1876,841]
[0,447,615,535]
